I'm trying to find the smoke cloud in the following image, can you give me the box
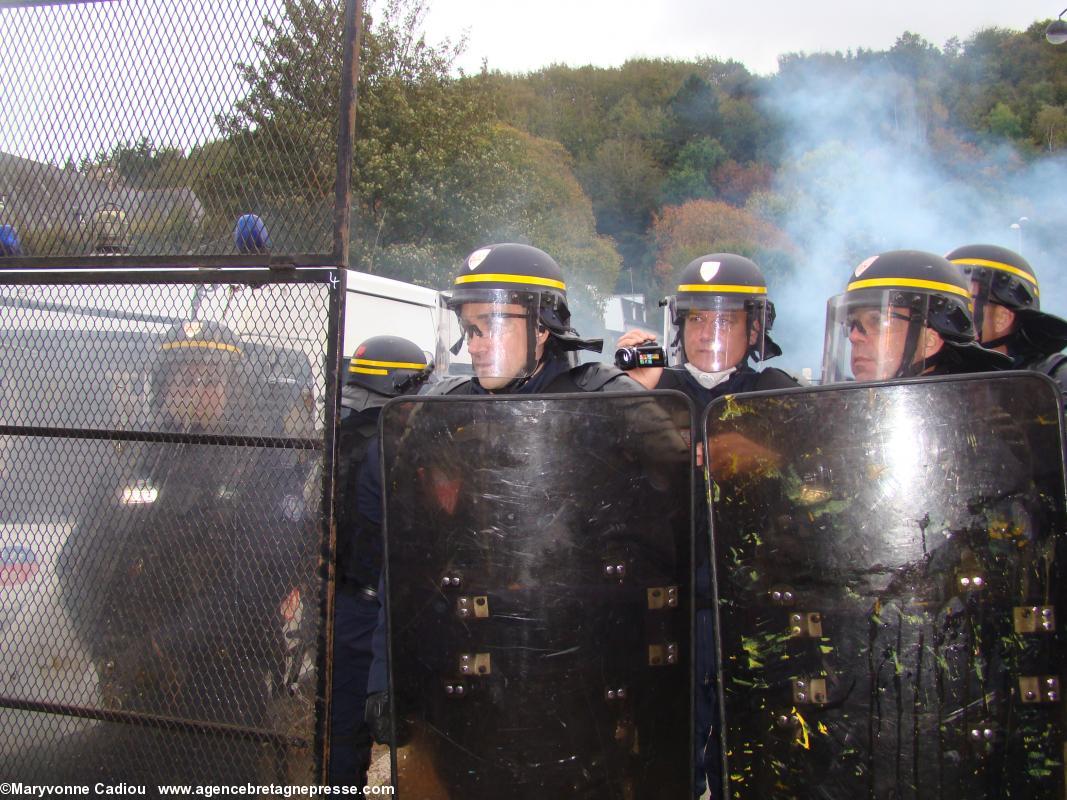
[761,59,1067,378]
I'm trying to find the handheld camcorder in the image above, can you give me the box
[614,340,666,371]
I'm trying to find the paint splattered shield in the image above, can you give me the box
[704,372,1067,799]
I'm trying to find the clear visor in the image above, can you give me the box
[667,296,766,373]
[440,291,540,390]
[433,294,454,378]
[157,360,236,431]
[821,290,930,384]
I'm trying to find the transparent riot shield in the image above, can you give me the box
[381,391,694,799]
[703,372,1067,799]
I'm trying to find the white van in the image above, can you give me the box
[221,268,456,374]
[341,270,445,367]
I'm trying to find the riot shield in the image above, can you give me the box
[704,372,1067,799]
[381,391,694,799]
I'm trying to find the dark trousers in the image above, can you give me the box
[695,606,721,797]
[329,590,380,787]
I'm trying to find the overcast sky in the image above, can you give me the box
[422,0,1061,76]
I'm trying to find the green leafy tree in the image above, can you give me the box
[660,136,725,205]
[579,137,663,278]
[1033,104,1067,151]
[888,32,941,80]
[82,137,191,190]
[207,0,525,264]
[367,123,622,297]
[715,96,772,163]
[667,73,720,147]
[986,101,1023,139]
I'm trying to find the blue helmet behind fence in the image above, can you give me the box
[0,224,22,256]
[233,214,271,253]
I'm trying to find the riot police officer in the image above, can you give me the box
[947,243,1067,390]
[618,252,797,398]
[56,320,313,782]
[618,253,797,796]
[362,243,652,736]
[330,336,432,787]
[432,242,638,394]
[822,249,1011,382]
[363,244,690,797]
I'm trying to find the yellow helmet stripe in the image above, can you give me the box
[454,273,566,290]
[350,358,427,371]
[160,340,242,355]
[678,284,767,294]
[950,257,1039,295]
[847,277,972,299]
[350,366,389,376]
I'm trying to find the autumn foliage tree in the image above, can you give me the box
[711,159,774,206]
[650,200,795,295]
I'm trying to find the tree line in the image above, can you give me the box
[78,1,1067,310]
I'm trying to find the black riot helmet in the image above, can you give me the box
[947,244,1067,357]
[822,249,1011,383]
[666,253,781,372]
[343,335,432,413]
[444,243,602,389]
[150,320,247,431]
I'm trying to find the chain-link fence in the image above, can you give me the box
[0,0,359,265]
[0,271,340,783]
[0,0,359,784]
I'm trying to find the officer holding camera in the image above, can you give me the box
[616,252,795,399]
[617,252,796,797]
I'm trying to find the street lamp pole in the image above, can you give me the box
[1009,216,1030,255]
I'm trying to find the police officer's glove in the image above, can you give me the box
[365,690,409,746]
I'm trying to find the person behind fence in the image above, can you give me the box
[56,320,314,782]
[821,249,1011,383]
[616,252,797,797]
[330,336,432,787]
[947,243,1067,393]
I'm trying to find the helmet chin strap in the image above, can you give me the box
[894,314,927,379]
[481,354,545,394]
[980,332,1013,351]
[488,373,532,394]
